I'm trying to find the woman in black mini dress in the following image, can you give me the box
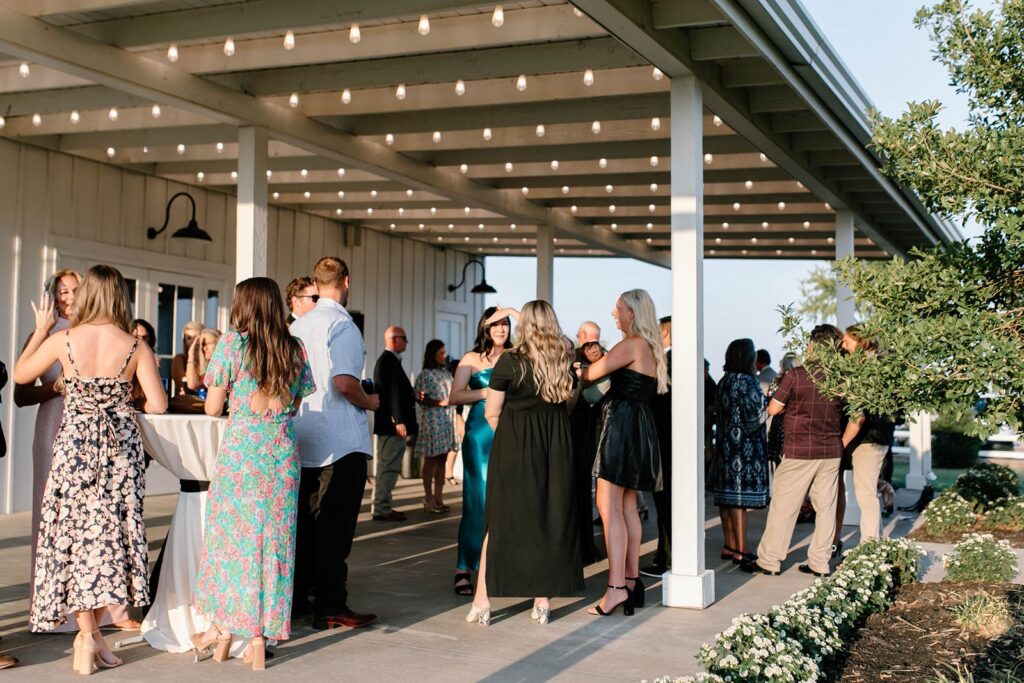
[577,289,667,616]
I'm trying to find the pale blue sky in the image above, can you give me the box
[485,0,974,372]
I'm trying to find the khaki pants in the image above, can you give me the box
[756,457,840,574]
[852,442,887,541]
[372,434,407,515]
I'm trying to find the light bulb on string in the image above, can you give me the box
[598,158,608,169]
[167,44,178,62]
[216,142,224,154]
[418,15,430,36]
[561,186,570,195]
[482,127,492,141]
[349,24,361,44]
[650,183,658,192]
[289,92,299,108]
[337,191,346,199]
[652,67,663,81]
[550,160,559,171]
[649,155,659,167]
[197,172,205,182]
[31,113,41,127]
[337,167,346,177]
[300,168,308,177]
[516,74,527,92]
[106,147,115,158]
[223,37,235,56]
[385,133,394,145]
[432,131,441,143]
[69,110,80,124]
[108,107,118,121]
[582,69,594,86]
[535,124,545,137]
[713,115,723,127]
[283,30,295,50]
[19,62,30,78]
[650,117,661,131]
[177,144,186,155]
[341,88,352,104]
[504,162,513,173]
[591,120,601,134]
[459,164,469,174]
[573,7,584,17]
[151,104,162,118]
[395,84,406,100]
[304,191,311,199]
[455,80,466,96]
[231,171,237,180]
[605,184,614,193]
[704,153,713,164]
[406,189,414,197]
[492,5,504,27]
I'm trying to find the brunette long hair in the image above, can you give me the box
[229,277,302,402]
[471,306,512,357]
[514,300,573,403]
[72,265,132,332]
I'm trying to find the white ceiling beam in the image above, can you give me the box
[2,0,155,15]
[651,0,726,29]
[0,4,666,266]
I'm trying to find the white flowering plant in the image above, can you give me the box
[923,489,978,535]
[980,496,1024,532]
[943,532,1019,582]
[678,538,924,683]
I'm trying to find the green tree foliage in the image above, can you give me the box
[796,265,874,324]
[781,0,1024,435]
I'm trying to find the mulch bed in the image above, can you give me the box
[907,527,1024,547]
[839,582,1022,682]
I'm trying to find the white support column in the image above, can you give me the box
[906,412,934,491]
[236,125,268,282]
[536,223,554,302]
[834,210,855,328]
[664,74,714,609]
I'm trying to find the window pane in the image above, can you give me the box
[175,286,194,353]
[125,278,137,312]
[206,289,219,329]
[156,283,175,357]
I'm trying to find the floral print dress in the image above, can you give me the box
[413,368,457,458]
[193,332,314,640]
[30,333,148,632]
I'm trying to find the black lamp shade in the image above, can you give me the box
[471,280,497,294]
[171,219,213,242]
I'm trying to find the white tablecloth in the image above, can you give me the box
[138,413,240,655]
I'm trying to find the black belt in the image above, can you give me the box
[179,479,210,492]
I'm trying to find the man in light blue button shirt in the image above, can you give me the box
[290,256,379,630]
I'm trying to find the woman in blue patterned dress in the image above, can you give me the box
[713,338,769,564]
[415,339,458,513]
[191,277,314,671]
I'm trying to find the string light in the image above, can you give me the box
[197,172,205,182]
[778,201,786,210]
[704,153,713,164]
[231,171,238,179]
[216,142,224,154]
[504,162,513,173]
[143,146,149,154]
[430,207,437,215]
[605,184,614,193]
[598,158,608,168]
[337,191,346,198]
[535,124,545,137]
[459,164,469,174]
[283,30,295,50]
[582,69,594,86]
[349,24,361,44]
[304,191,312,199]
[652,67,664,81]
[341,88,352,104]
[223,37,235,56]
[521,186,529,195]
[649,155,659,167]
[732,202,741,211]
[151,104,162,118]
[337,209,344,216]
[464,207,471,214]
[371,190,378,198]
[550,160,559,171]
[492,5,504,27]
[69,110,80,124]
[176,144,186,155]
[573,7,584,17]
[803,221,811,229]
[713,115,723,127]
[760,153,768,162]
[289,92,299,108]
[571,205,578,213]
[482,127,492,141]
[406,189,414,197]
[337,167,346,177]
[609,204,616,213]
[108,107,119,121]
[650,183,658,192]
[0,116,7,129]
[591,120,601,134]
[722,222,730,229]
[761,221,769,228]
[744,180,753,189]
[650,117,661,131]
[455,80,466,96]
[106,147,115,158]
[418,15,430,36]
[19,63,30,78]
[385,133,395,145]
[266,169,272,178]
[398,208,405,215]
[167,44,179,62]
[432,131,442,143]
[561,186,570,194]
[300,168,309,177]
[31,113,41,127]
[395,84,406,100]
[516,74,527,92]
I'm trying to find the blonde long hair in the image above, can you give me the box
[514,300,573,404]
[620,289,669,394]
[72,265,133,332]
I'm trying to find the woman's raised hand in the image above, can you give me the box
[188,335,202,361]
[485,306,519,325]
[30,295,57,335]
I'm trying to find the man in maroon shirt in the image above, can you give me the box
[741,325,859,577]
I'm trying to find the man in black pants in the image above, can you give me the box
[291,256,379,630]
[643,316,673,576]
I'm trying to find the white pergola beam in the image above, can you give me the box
[0,5,667,267]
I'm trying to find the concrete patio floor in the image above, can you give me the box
[0,480,920,682]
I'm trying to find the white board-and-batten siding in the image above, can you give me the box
[0,138,484,514]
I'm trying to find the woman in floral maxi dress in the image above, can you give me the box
[191,277,314,671]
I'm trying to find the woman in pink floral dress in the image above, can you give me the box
[191,277,314,671]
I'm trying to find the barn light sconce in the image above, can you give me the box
[147,192,212,242]
[448,259,496,294]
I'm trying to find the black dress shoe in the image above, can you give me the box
[739,559,780,576]
[798,564,830,578]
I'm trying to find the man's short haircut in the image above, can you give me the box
[659,316,671,329]
[313,257,349,288]
[809,324,843,349]
[756,349,771,365]
[285,276,313,311]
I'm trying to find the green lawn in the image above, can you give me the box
[890,458,1024,491]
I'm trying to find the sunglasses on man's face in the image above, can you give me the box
[297,294,320,302]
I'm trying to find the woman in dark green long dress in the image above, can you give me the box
[465,301,583,626]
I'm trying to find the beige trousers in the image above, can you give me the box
[756,457,840,574]
[851,442,888,541]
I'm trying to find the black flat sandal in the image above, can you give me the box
[454,572,473,596]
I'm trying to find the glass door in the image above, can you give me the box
[150,271,203,392]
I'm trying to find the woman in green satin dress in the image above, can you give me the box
[447,307,513,596]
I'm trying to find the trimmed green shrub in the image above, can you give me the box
[943,533,1018,582]
[924,490,978,534]
[932,430,982,469]
[950,463,1020,512]
[980,497,1024,532]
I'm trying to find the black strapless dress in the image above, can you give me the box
[592,368,663,491]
